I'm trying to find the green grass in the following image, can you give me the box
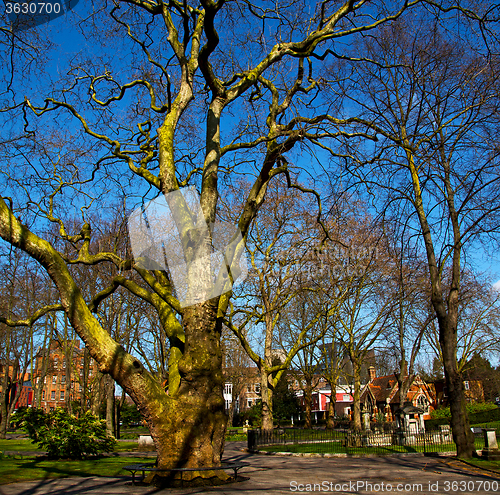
[471,422,500,433]
[114,441,139,452]
[0,455,152,485]
[0,438,139,453]
[0,438,41,452]
[460,458,500,473]
[118,427,149,439]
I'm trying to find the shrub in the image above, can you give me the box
[427,403,500,429]
[467,403,498,414]
[19,407,116,459]
[120,401,143,427]
[429,407,451,420]
[425,418,449,429]
[9,407,29,429]
[469,406,500,424]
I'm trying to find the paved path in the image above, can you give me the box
[1,442,499,494]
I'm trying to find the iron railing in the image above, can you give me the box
[248,427,484,456]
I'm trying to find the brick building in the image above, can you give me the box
[33,340,99,412]
[223,368,261,414]
[0,362,31,409]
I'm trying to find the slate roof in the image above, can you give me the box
[365,374,398,402]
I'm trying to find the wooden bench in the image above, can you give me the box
[123,461,248,485]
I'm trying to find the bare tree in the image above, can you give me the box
[225,180,344,430]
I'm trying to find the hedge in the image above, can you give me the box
[425,404,500,430]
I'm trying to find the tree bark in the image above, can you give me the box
[105,375,115,437]
[304,380,313,429]
[33,326,51,409]
[326,380,337,429]
[440,314,474,457]
[260,370,273,431]
[146,301,228,486]
[352,363,362,431]
[405,145,475,457]
[0,364,10,439]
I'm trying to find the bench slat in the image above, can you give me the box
[123,461,247,485]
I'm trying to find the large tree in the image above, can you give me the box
[0,0,493,483]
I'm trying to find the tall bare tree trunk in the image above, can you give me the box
[303,380,313,429]
[260,370,273,431]
[115,393,126,439]
[407,146,475,457]
[105,374,115,437]
[33,321,52,408]
[352,363,362,431]
[0,362,10,439]
[326,381,337,429]
[145,301,228,486]
[439,313,474,457]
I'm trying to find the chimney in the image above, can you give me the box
[368,366,376,382]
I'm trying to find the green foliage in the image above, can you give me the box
[425,418,449,429]
[470,421,500,434]
[19,407,116,459]
[9,407,29,429]
[240,401,262,427]
[427,403,500,429]
[273,387,301,426]
[469,406,500,424]
[466,402,498,414]
[119,401,142,426]
[429,407,451,420]
[272,368,301,426]
[430,402,498,420]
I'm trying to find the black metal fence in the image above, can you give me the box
[248,427,483,456]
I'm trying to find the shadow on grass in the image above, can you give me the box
[0,455,156,491]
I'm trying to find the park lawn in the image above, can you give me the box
[113,441,139,452]
[226,433,247,441]
[460,458,500,474]
[471,422,500,433]
[0,438,139,453]
[0,455,152,485]
[118,427,149,439]
[0,438,41,452]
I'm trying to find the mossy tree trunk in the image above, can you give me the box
[303,380,313,429]
[352,362,362,431]
[260,370,274,431]
[0,197,230,485]
[105,375,115,438]
[326,391,336,429]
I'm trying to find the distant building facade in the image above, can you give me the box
[360,368,435,421]
[427,378,484,408]
[295,380,355,422]
[223,367,261,414]
[32,340,99,412]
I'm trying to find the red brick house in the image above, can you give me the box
[360,368,435,421]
